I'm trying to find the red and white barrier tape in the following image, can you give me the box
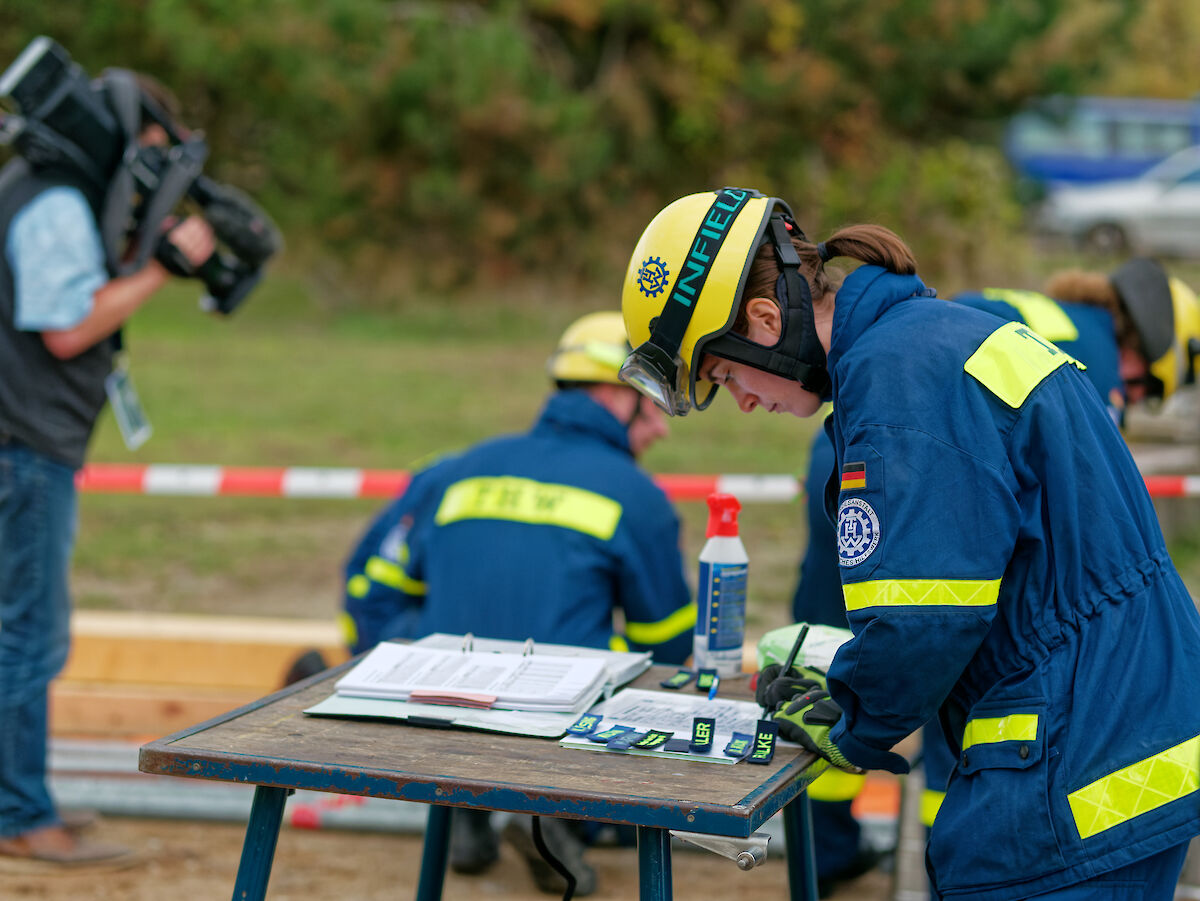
[73,464,1200,502]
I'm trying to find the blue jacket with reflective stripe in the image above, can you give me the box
[822,266,1200,899]
[794,290,1124,628]
[342,390,694,664]
[954,290,1123,422]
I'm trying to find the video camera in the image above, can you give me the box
[0,36,281,314]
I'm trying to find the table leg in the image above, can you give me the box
[415,804,452,901]
[637,825,673,901]
[231,785,289,901]
[783,791,820,901]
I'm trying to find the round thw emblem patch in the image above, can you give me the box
[838,497,880,567]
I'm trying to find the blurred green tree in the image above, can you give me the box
[0,0,1141,299]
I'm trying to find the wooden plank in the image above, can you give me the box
[64,611,347,690]
[51,681,262,740]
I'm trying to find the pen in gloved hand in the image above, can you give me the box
[761,624,810,717]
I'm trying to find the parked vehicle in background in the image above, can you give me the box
[1034,145,1200,256]
[1006,95,1200,189]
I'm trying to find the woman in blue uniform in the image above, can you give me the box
[791,260,1200,895]
[618,188,1200,899]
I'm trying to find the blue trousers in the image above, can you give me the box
[0,443,77,838]
[1022,842,1189,899]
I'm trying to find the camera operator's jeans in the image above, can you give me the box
[0,443,76,838]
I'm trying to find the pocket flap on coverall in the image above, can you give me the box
[958,706,1044,775]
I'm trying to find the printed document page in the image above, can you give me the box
[414,633,652,689]
[335,642,608,712]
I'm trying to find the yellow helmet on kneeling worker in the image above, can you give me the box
[1110,257,1200,401]
[619,188,831,416]
[546,311,630,386]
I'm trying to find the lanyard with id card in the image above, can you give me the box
[104,352,152,451]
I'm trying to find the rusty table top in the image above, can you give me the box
[139,662,818,837]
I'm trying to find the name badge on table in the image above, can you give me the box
[104,358,152,451]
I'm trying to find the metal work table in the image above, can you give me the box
[138,662,822,900]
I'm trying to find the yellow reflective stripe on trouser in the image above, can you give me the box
[807,768,866,802]
[920,788,945,827]
[842,578,1001,612]
[608,635,630,653]
[962,714,1039,749]
[980,289,1079,343]
[338,611,358,648]
[624,603,697,646]
[1067,733,1200,840]
[435,476,622,541]
[365,555,427,596]
[964,321,1083,408]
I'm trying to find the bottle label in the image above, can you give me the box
[695,560,747,652]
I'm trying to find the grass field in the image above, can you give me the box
[73,272,818,641]
[72,251,1200,643]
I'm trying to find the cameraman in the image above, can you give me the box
[0,74,214,865]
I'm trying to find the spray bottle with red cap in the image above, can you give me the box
[693,492,749,676]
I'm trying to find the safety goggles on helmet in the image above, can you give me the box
[618,338,693,416]
[620,187,830,416]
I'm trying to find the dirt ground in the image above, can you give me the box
[0,816,894,900]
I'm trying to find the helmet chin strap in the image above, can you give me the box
[702,211,831,400]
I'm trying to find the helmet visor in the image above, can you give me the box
[620,340,692,416]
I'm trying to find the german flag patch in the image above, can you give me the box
[840,461,867,491]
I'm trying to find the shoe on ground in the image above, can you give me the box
[502,815,596,897]
[283,649,330,686]
[816,846,887,898]
[0,824,134,869]
[449,808,499,875]
[59,809,99,833]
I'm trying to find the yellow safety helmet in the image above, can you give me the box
[1150,278,1200,399]
[619,188,829,415]
[1111,258,1200,400]
[546,311,630,386]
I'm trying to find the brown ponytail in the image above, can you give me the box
[735,223,917,333]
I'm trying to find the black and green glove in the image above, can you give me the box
[773,688,864,773]
[754,663,827,712]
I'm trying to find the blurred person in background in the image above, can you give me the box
[621,188,1200,899]
[789,256,1200,896]
[0,75,215,866]
[339,310,694,897]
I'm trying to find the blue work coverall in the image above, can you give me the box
[342,390,695,664]
[792,288,1130,857]
[821,266,1200,899]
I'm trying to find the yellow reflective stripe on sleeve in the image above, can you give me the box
[962,714,1039,749]
[842,578,1001,611]
[608,635,630,653]
[435,476,623,541]
[919,788,945,827]
[1067,733,1200,840]
[624,603,698,646]
[806,768,866,802]
[338,611,358,648]
[365,555,427,596]
[346,574,370,599]
[964,321,1082,408]
[980,289,1079,343]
